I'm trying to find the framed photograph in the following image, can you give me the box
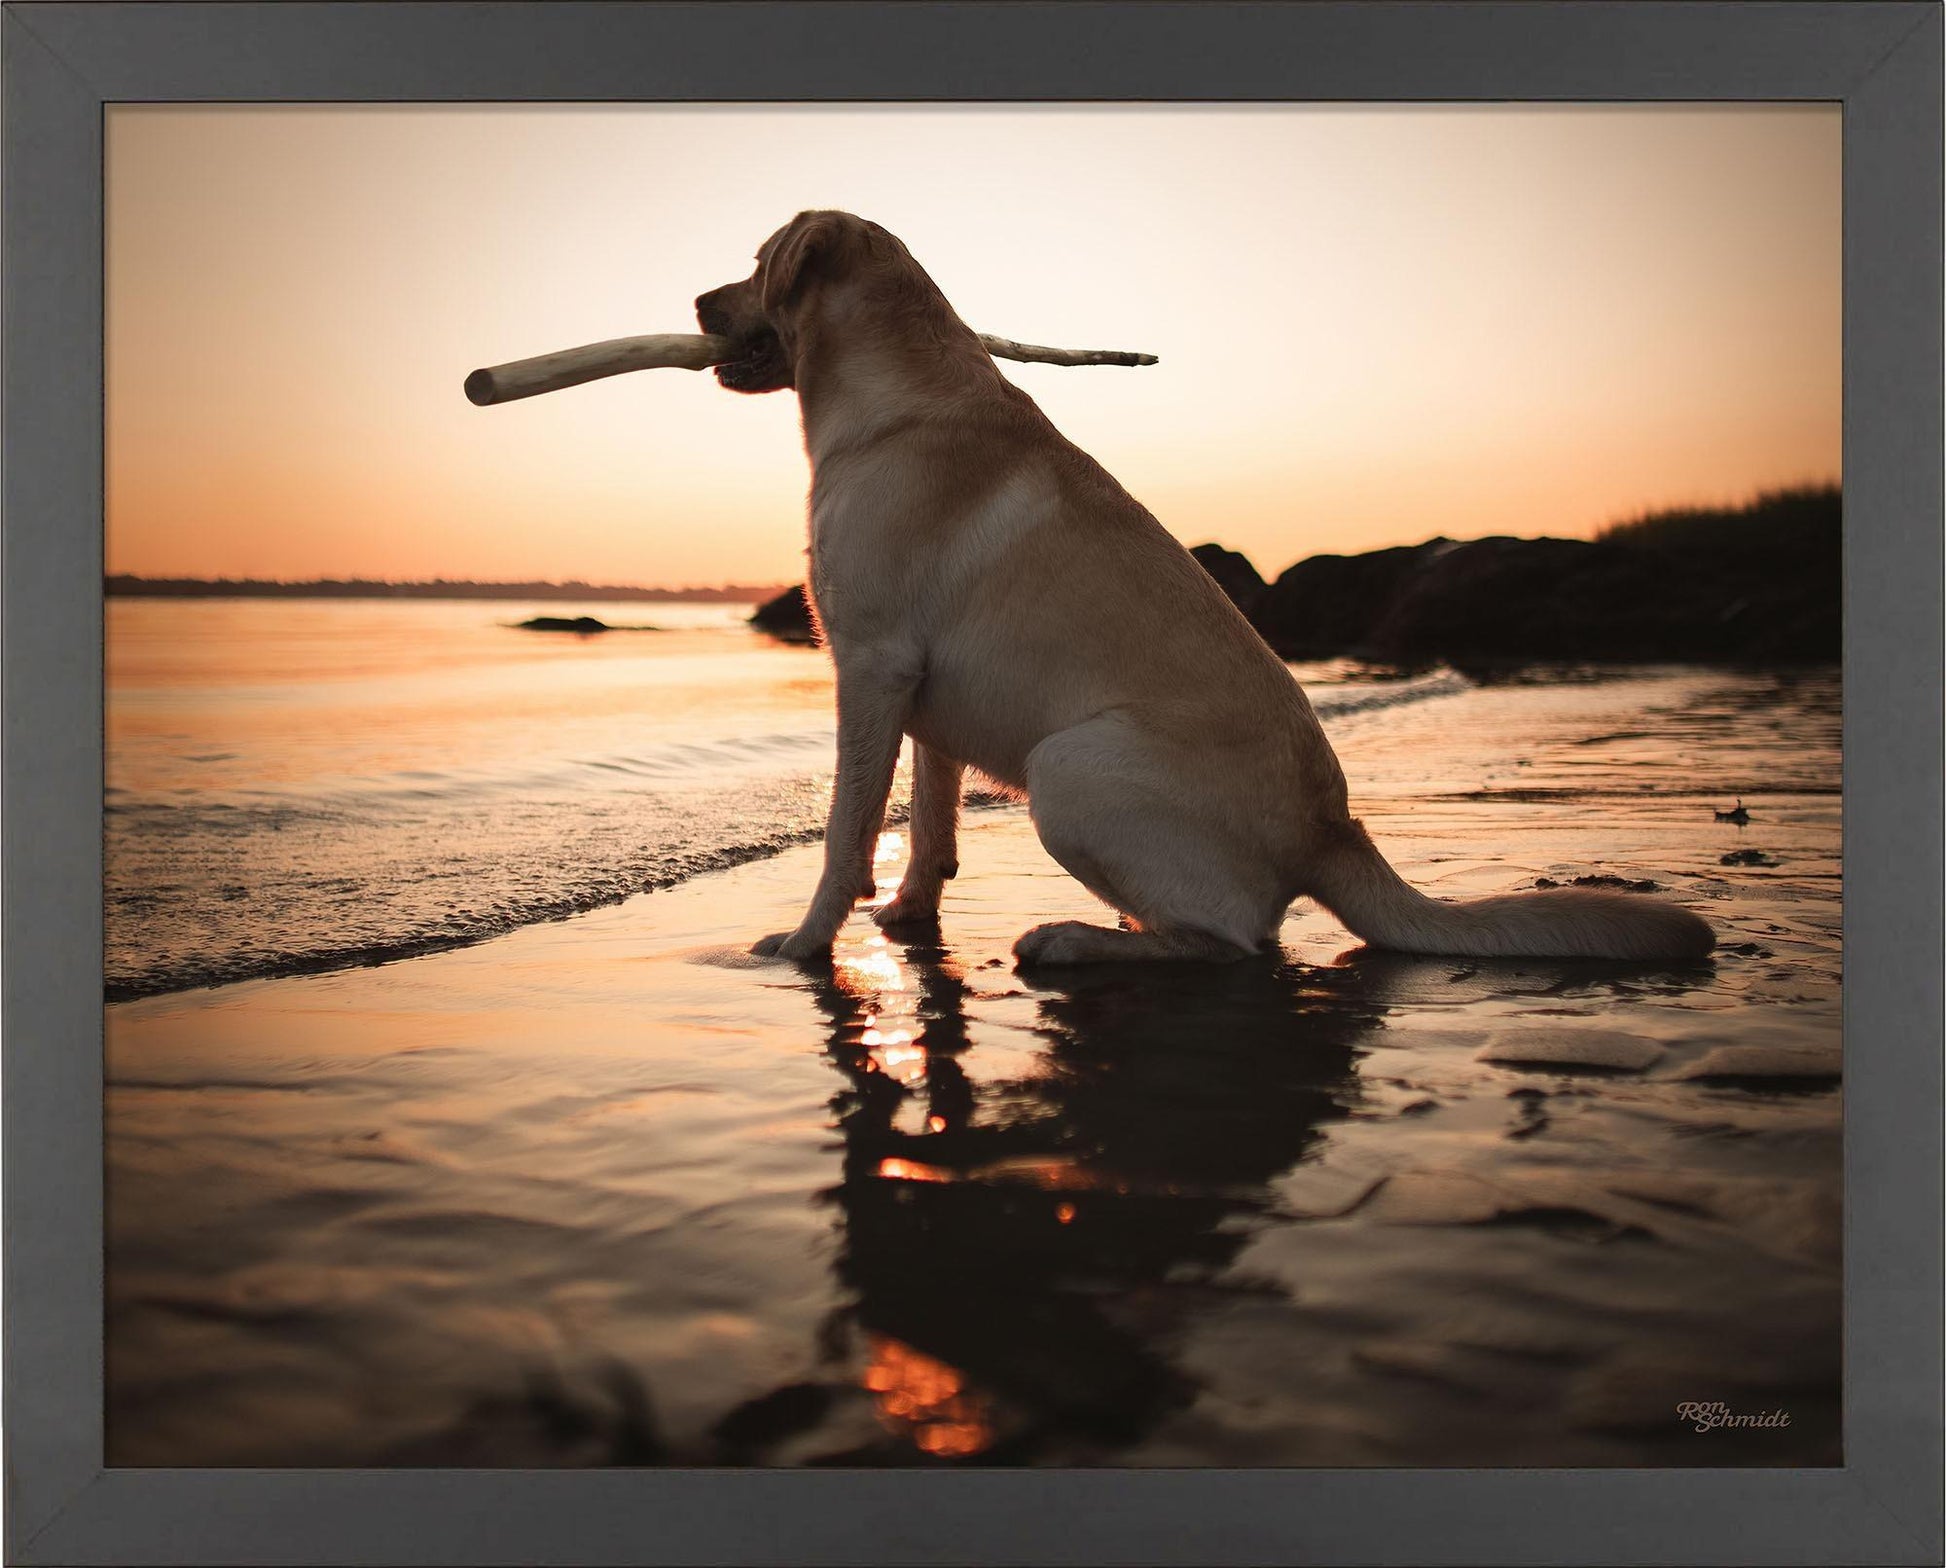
[5,2,1940,1563]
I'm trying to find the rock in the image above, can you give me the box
[518,615,609,634]
[749,585,819,644]
[1243,487,1840,667]
[1188,543,1267,613]
[1370,535,1669,665]
[1249,540,1450,660]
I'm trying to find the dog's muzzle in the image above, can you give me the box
[711,328,789,393]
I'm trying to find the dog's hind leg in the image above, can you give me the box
[1014,918,1252,965]
[1014,718,1284,965]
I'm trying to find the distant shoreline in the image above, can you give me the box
[106,576,785,603]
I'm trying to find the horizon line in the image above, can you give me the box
[105,574,791,599]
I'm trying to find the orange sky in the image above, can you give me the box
[106,105,1839,587]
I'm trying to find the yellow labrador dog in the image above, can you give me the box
[697,211,1714,967]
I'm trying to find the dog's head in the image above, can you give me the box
[693,210,880,394]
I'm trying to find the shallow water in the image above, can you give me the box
[106,656,1840,1467]
[106,599,1468,998]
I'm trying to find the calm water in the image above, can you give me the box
[105,598,1470,998]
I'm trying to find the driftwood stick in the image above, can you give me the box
[975,334,1158,369]
[463,335,728,406]
[464,331,1157,405]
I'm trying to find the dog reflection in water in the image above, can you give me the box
[720,923,1380,1464]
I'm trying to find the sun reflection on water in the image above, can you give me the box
[835,951,905,991]
[875,1156,954,1183]
[862,1334,993,1459]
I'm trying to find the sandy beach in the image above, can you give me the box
[106,666,1841,1467]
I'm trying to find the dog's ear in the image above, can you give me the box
[760,212,843,314]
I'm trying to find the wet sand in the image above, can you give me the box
[106,668,1841,1466]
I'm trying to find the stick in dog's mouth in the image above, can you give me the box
[464,331,1158,406]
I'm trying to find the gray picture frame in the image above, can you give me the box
[4,2,1940,1563]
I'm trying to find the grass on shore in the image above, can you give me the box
[1595,483,1840,553]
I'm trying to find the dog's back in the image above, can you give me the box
[837,370,1338,824]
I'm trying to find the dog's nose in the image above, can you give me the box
[695,294,732,336]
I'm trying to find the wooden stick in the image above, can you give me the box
[464,331,1157,405]
[975,334,1158,369]
[463,335,728,406]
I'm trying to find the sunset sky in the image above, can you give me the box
[107,105,1839,588]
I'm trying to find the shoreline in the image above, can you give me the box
[105,662,1833,1004]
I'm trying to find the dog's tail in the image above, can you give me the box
[1306,819,1714,962]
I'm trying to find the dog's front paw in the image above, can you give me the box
[752,929,834,962]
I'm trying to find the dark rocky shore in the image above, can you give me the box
[748,585,819,643]
[751,487,1840,667]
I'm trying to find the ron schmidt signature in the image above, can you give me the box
[1676,1401,1793,1433]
